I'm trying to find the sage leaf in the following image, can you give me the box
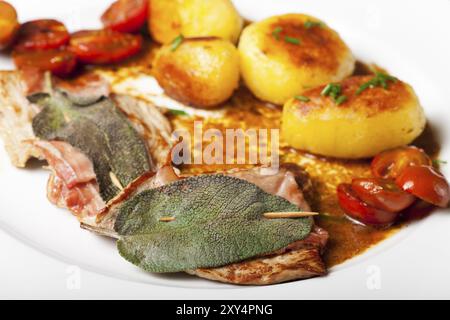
[32,90,150,201]
[115,174,313,273]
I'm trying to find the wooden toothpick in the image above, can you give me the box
[159,212,317,222]
[159,216,176,222]
[263,211,319,219]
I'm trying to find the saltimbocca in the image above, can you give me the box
[31,88,150,201]
[114,174,313,273]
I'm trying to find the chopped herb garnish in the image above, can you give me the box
[169,109,188,116]
[321,83,347,105]
[295,95,310,102]
[433,159,447,167]
[335,95,347,105]
[284,36,301,45]
[272,26,283,40]
[321,83,341,99]
[355,81,372,95]
[171,34,184,51]
[321,83,334,96]
[356,72,398,95]
[304,20,325,29]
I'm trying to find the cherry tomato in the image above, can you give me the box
[396,165,450,208]
[337,183,398,226]
[69,30,142,64]
[13,49,77,77]
[0,1,19,50]
[101,0,148,33]
[351,178,415,212]
[15,19,70,51]
[371,146,431,180]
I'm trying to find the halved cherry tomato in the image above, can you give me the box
[396,165,450,208]
[337,183,398,226]
[371,146,431,180]
[0,1,19,50]
[69,30,142,64]
[15,19,70,51]
[101,0,148,33]
[13,49,77,77]
[351,178,415,212]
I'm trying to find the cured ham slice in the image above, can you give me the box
[19,68,48,97]
[92,165,179,233]
[47,174,105,224]
[54,73,111,105]
[35,140,106,222]
[227,165,312,211]
[34,140,96,188]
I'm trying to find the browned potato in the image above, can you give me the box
[153,37,240,108]
[0,1,19,50]
[239,14,355,105]
[282,75,426,158]
[149,0,243,44]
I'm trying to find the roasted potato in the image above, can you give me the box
[239,14,355,105]
[153,37,240,108]
[0,1,19,50]
[149,0,243,44]
[282,76,426,159]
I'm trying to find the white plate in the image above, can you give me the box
[1,0,450,299]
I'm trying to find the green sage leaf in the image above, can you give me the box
[115,174,313,273]
[32,90,150,201]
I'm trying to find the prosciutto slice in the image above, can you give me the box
[34,140,96,188]
[47,174,105,221]
[92,165,179,233]
[34,140,106,221]
[228,166,312,211]
[54,73,111,105]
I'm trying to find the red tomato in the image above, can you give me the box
[0,1,19,50]
[69,30,142,64]
[351,178,415,212]
[13,49,77,77]
[15,19,70,51]
[337,183,399,226]
[396,165,450,208]
[101,0,148,33]
[371,146,431,180]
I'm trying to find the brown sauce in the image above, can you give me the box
[104,43,440,268]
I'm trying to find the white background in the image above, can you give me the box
[0,0,450,299]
